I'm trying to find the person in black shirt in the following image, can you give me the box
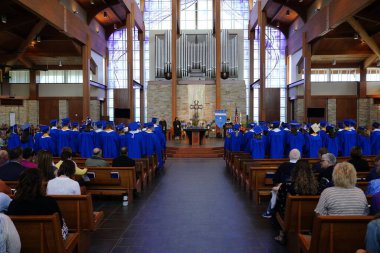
[112,147,136,167]
[348,146,370,172]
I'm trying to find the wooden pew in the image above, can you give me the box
[84,166,141,203]
[10,213,79,253]
[276,196,320,253]
[52,194,104,253]
[298,215,373,253]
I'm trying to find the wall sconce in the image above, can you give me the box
[73,9,79,14]
[59,60,62,67]
[315,8,320,13]
[103,11,108,18]
[276,21,280,28]
[285,9,290,16]
[113,24,117,30]
[1,15,7,24]
[354,33,359,40]
[36,35,41,43]
[332,59,336,66]
[90,0,95,4]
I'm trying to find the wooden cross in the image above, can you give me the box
[190,100,203,116]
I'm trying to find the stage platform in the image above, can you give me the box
[166,137,224,158]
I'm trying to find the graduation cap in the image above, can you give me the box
[259,121,268,127]
[261,126,269,132]
[337,122,344,128]
[227,128,234,134]
[72,122,79,128]
[272,121,281,128]
[40,125,49,133]
[80,124,87,130]
[116,123,125,131]
[50,119,58,126]
[358,126,366,131]
[128,122,139,131]
[349,119,356,127]
[289,120,298,124]
[343,119,351,126]
[248,122,256,128]
[233,124,240,130]
[290,123,301,129]
[95,121,103,128]
[21,123,30,131]
[310,123,320,133]
[9,124,17,133]
[326,125,335,132]
[151,117,158,124]
[282,123,289,129]
[319,120,328,127]
[61,118,70,126]
[253,126,263,134]
[373,122,380,128]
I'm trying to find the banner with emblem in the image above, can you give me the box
[215,110,227,128]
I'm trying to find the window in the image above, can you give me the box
[9,70,30,83]
[367,68,380,81]
[37,70,82,83]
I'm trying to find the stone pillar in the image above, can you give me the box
[327,99,336,125]
[59,100,68,121]
[357,98,371,126]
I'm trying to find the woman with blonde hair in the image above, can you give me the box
[315,162,368,215]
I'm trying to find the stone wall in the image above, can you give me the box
[147,83,172,124]
[370,98,380,124]
[327,99,336,125]
[90,100,100,122]
[221,81,246,123]
[59,100,68,120]
[294,98,304,123]
[0,100,38,126]
[357,98,371,126]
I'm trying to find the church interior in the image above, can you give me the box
[1,0,380,252]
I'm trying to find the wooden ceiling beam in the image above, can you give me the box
[5,19,46,72]
[119,0,144,32]
[347,17,380,68]
[363,54,378,68]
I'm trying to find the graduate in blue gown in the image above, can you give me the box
[78,124,95,158]
[304,124,322,158]
[324,125,339,157]
[230,124,243,152]
[371,122,380,155]
[70,122,80,155]
[100,122,120,158]
[125,122,144,159]
[319,120,328,147]
[57,118,72,156]
[33,127,44,152]
[242,123,255,152]
[287,123,304,155]
[268,121,285,158]
[7,125,20,150]
[49,119,60,156]
[152,117,166,152]
[357,126,371,156]
[250,126,265,159]
[224,128,233,153]
[94,120,105,148]
[20,123,34,150]
[281,122,291,156]
[143,123,162,160]
[341,119,357,157]
[38,125,56,155]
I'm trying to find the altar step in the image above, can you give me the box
[166,146,224,158]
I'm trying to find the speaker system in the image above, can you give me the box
[114,108,130,118]
[307,108,325,118]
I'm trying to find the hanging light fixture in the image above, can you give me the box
[276,21,280,28]
[59,60,62,67]
[103,11,108,18]
[113,23,117,30]
[36,35,41,43]
[354,33,359,40]
[332,59,337,66]
[1,15,7,24]
[285,9,290,16]
[90,0,95,5]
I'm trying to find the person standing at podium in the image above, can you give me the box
[173,117,181,140]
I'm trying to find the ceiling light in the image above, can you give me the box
[36,35,41,43]
[354,33,359,40]
[315,8,320,13]
[276,21,280,28]
[298,0,303,2]
[285,9,290,16]
[113,24,117,30]
[103,11,108,18]
[59,60,62,67]
[1,15,7,24]
[332,59,336,66]
[73,10,79,14]
[90,0,95,4]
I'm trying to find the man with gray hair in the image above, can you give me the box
[85,148,109,167]
[318,152,337,192]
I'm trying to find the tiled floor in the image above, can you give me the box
[88,158,289,253]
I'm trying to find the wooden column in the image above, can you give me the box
[259,3,266,121]
[215,0,221,110]
[302,32,311,122]
[29,70,38,100]
[249,31,255,121]
[82,34,91,119]
[139,31,145,122]
[171,0,178,122]
[359,66,367,98]
[103,47,109,118]
[127,5,135,121]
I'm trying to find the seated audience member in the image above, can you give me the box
[274,160,319,245]
[55,147,87,175]
[37,150,56,181]
[0,180,11,195]
[85,148,109,167]
[7,169,68,240]
[0,149,9,167]
[112,147,136,167]
[20,147,37,169]
[0,213,21,253]
[0,147,27,181]
[311,147,328,173]
[367,171,380,196]
[0,192,12,213]
[262,149,301,218]
[349,146,370,172]
[315,162,369,215]
[318,153,337,192]
[367,154,380,181]
[356,212,380,253]
[47,160,80,195]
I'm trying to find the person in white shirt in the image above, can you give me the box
[47,160,80,195]
[0,213,21,253]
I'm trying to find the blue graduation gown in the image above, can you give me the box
[242,131,254,152]
[33,132,43,152]
[20,135,34,150]
[250,137,265,159]
[230,131,243,152]
[325,135,339,157]
[269,129,285,158]
[119,134,128,149]
[357,134,371,156]
[143,131,161,157]
[100,130,120,158]
[319,130,327,147]
[70,130,80,154]
[154,125,166,150]
[305,134,322,158]
[7,133,20,150]
[38,135,56,154]
[57,129,72,156]
[341,129,357,156]
[94,131,103,148]
[49,128,59,156]
[78,131,95,158]
[224,136,232,151]
[125,131,144,159]
[287,131,305,155]
[371,130,380,155]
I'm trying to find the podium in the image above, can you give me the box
[184,128,207,146]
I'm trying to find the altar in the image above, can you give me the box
[184,128,207,145]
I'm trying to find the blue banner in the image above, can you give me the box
[215,110,227,128]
